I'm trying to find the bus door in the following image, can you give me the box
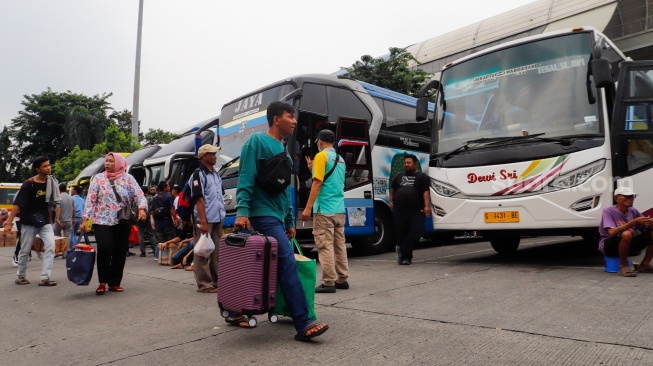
[293,111,329,228]
[336,117,374,237]
[611,61,653,216]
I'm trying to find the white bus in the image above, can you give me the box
[416,26,653,254]
[219,74,439,255]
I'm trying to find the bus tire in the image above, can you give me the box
[350,206,394,256]
[489,236,520,254]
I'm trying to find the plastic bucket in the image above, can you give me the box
[604,256,631,273]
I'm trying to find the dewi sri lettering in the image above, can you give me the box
[468,169,517,183]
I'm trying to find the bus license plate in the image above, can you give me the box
[484,211,519,223]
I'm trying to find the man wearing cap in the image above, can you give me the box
[598,186,653,277]
[302,129,349,293]
[191,144,225,293]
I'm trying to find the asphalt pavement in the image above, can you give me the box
[2,236,653,365]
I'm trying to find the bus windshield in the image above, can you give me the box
[435,32,600,154]
[218,84,294,166]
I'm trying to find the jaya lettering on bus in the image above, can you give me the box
[468,169,518,183]
[234,93,263,113]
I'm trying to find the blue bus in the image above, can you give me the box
[218,74,439,255]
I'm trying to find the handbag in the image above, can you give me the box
[274,237,317,320]
[66,239,96,286]
[110,181,138,226]
[30,212,48,228]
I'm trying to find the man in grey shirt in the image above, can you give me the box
[54,183,74,257]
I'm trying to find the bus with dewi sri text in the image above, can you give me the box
[218,74,440,255]
[415,26,653,254]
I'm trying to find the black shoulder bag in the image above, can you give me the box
[256,151,292,195]
[322,154,340,182]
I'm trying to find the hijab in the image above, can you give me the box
[104,152,127,181]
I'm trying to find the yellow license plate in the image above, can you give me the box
[484,211,520,223]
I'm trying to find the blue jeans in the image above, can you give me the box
[17,224,55,280]
[172,241,193,265]
[249,217,311,334]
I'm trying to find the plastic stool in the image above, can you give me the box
[604,256,631,273]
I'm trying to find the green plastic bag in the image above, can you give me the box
[274,238,317,320]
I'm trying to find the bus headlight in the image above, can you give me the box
[548,159,606,190]
[430,178,460,197]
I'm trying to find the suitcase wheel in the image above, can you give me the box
[221,310,230,318]
[248,317,257,327]
[268,313,278,323]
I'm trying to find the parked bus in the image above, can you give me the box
[218,74,438,255]
[141,117,219,189]
[415,26,653,254]
[0,183,21,211]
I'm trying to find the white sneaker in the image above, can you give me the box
[11,255,18,267]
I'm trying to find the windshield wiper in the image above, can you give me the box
[482,133,575,147]
[218,156,240,172]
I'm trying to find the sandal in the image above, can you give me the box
[108,285,124,292]
[96,283,107,295]
[295,323,329,342]
[637,265,653,273]
[197,287,218,293]
[38,279,57,286]
[225,315,255,328]
[15,277,30,285]
[618,267,637,277]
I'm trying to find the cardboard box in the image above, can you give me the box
[158,242,182,265]
[1,229,18,247]
[32,235,68,254]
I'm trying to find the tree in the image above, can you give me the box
[65,106,111,150]
[342,47,432,97]
[9,89,114,179]
[53,125,139,182]
[0,126,22,182]
[142,128,178,146]
[110,109,143,141]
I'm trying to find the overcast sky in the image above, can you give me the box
[0,0,536,135]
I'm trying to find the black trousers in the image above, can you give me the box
[393,210,425,261]
[94,224,131,286]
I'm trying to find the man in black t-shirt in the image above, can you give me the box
[151,181,177,260]
[2,157,60,286]
[390,154,431,265]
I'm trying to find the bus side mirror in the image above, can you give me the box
[591,58,612,88]
[416,97,430,122]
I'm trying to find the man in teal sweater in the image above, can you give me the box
[234,101,328,342]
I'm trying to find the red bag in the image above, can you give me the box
[128,225,139,244]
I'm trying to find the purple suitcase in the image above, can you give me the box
[218,232,279,326]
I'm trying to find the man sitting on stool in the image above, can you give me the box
[599,186,653,277]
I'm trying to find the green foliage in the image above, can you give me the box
[52,146,99,183]
[53,125,140,182]
[8,88,114,180]
[0,126,22,182]
[110,109,144,140]
[343,47,432,98]
[143,128,178,146]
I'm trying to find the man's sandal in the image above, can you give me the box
[38,279,57,286]
[618,267,637,277]
[225,315,256,328]
[15,277,30,285]
[294,323,329,342]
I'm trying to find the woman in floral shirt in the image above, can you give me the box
[81,152,147,295]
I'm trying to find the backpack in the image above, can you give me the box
[256,151,292,196]
[151,194,170,221]
[177,169,205,224]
